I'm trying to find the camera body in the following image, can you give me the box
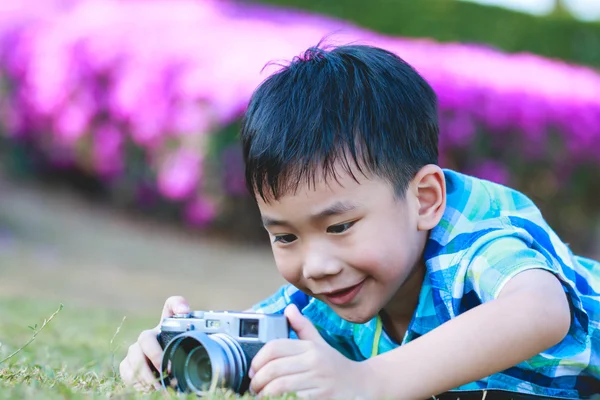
[158,310,289,395]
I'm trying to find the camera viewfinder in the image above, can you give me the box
[240,318,259,338]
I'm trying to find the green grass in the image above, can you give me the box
[0,296,298,399]
[2,296,598,400]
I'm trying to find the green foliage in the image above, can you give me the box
[255,0,600,68]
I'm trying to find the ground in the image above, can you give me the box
[0,175,287,398]
[0,176,597,399]
[0,175,286,315]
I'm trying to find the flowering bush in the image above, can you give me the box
[0,0,598,254]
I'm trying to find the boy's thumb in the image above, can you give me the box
[159,296,190,324]
[285,304,324,343]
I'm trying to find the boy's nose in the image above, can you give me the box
[302,250,343,280]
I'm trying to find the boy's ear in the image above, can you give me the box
[411,165,446,231]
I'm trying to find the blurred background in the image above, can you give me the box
[0,0,599,321]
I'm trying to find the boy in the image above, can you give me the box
[119,44,599,399]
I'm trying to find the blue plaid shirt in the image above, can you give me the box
[251,169,600,398]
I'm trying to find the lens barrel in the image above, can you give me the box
[160,331,248,395]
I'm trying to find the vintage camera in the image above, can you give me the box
[157,310,289,395]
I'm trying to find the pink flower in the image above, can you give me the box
[168,100,213,137]
[157,149,202,201]
[53,101,91,144]
[468,161,510,186]
[222,145,248,196]
[92,124,123,179]
[1,0,599,232]
[184,196,217,228]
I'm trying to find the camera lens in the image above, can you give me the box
[160,332,248,395]
[185,347,212,391]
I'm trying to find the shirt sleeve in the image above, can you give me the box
[249,283,310,315]
[465,235,556,303]
[462,235,590,349]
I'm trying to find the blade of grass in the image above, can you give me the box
[0,303,64,365]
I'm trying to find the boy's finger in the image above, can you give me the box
[159,296,190,322]
[119,357,135,385]
[249,354,307,395]
[249,338,307,379]
[284,304,324,344]
[138,328,165,373]
[128,343,162,390]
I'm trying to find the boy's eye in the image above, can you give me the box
[273,234,297,244]
[327,221,356,234]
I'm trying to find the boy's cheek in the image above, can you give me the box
[344,246,390,277]
[273,256,305,285]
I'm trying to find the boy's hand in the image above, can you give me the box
[249,304,374,399]
[119,296,190,392]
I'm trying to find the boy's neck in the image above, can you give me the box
[380,262,425,343]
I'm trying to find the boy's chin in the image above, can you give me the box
[333,305,379,324]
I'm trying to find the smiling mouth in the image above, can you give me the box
[321,279,366,306]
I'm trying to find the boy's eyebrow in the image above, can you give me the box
[261,201,359,227]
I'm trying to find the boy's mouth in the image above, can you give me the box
[321,279,366,306]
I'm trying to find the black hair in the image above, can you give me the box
[240,42,439,201]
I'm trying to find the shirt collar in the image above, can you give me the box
[297,270,442,361]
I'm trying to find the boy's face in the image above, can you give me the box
[256,165,443,324]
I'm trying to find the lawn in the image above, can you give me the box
[0,295,160,399]
[0,295,305,399]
